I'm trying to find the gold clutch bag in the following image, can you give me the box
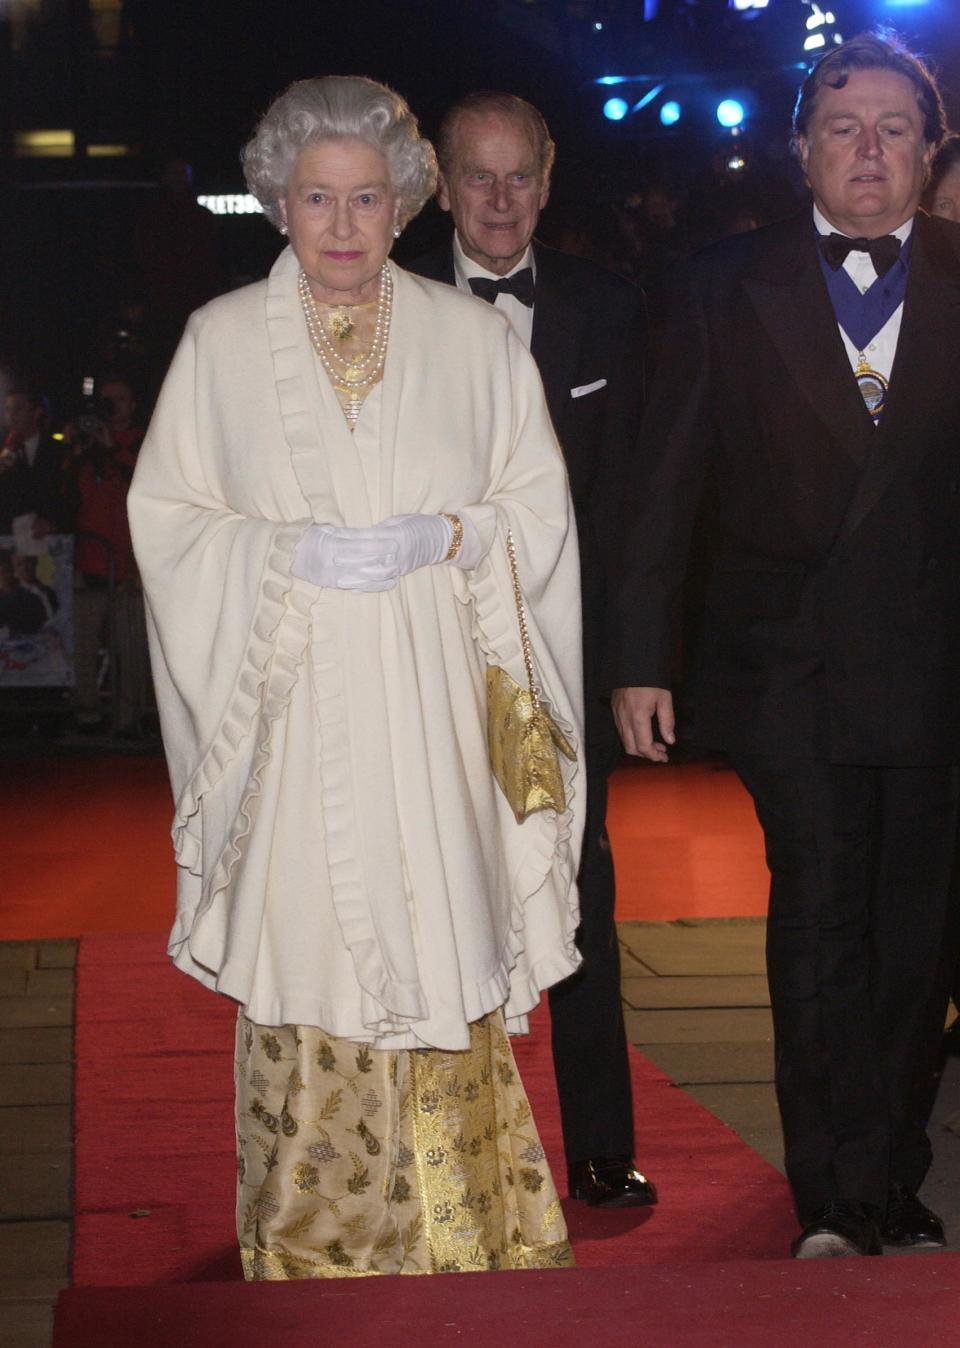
[487,531,576,824]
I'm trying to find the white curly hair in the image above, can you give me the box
[242,75,437,230]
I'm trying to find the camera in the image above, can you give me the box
[72,396,114,453]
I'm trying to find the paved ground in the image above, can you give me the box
[0,939,75,1348]
[3,922,959,1347]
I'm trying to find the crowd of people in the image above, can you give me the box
[0,372,151,733]
[5,25,960,1279]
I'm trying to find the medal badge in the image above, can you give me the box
[854,353,887,421]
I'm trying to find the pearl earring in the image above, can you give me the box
[393,225,401,239]
[280,224,288,235]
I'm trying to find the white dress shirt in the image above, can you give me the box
[814,206,913,384]
[19,432,41,468]
[452,233,535,351]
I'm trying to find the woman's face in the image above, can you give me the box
[931,164,960,222]
[280,138,399,303]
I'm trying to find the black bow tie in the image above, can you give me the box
[468,267,535,308]
[819,232,903,278]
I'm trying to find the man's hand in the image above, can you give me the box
[611,686,675,763]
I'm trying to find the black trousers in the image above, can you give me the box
[733,753,959,1221]
[549,698,635,1163]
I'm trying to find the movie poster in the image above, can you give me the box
[0,533,74,686]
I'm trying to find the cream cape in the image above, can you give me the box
[129,249,584,1050]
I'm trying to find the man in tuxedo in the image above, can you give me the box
[411,92,655,1208]
[0,384,75,538]
[611,34,960,1257]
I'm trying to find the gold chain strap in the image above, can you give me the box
[505,529,542,716]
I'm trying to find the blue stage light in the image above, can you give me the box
[660,101,682,126]
[716,98,746,128]
[603,98,630,122]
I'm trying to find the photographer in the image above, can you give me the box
[68,377,148,734]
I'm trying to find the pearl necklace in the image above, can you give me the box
[298,265,393,428]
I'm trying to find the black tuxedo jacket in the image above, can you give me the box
[408,240,646,710]
[611,209,960,764]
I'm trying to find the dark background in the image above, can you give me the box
[1,0,957,414]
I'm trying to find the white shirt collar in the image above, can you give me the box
[452,233,536,289]
[22,432,41,466]
[813,204,914,245]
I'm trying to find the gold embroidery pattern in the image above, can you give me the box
[412,1010,572,1272]
[235,1011,572,1279]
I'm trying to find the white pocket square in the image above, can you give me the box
[571,379,607,398]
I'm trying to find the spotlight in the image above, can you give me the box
[716,99,745,128]
[660,101,682,127]
[603,97,630,122]
[632,83,665,114]
[801,1,843,59]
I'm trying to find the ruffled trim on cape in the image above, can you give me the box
[455,547,582,992]
[171,523,313,914]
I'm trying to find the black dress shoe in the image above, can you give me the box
[791,1200,883,1259]
[567,1157,657,1207]
[882,1185,946,1248]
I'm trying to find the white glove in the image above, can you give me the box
[378,512,484,572]
[292,513,485,592]
[377,514,453,575]
[291,523,400,592]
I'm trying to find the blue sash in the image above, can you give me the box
[818,234,912,352]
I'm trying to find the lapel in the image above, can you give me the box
[530,242,584,420]
[375,262,407,520]
[741,212,876,471]
[836,212,960,545]
[265,245,374,525]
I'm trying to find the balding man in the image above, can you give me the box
[412,92,654,1209]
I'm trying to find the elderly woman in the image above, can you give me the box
[128,76,584,1280]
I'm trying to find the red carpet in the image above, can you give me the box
[1,756,765,940]
[52,789,960,1345]
[54,1255,960,1348]
[72,934,795,1288]
[608,760,769,921]
[3,756,174,939]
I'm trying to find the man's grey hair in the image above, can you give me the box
[436,92,556,184]
[242,75,437,229]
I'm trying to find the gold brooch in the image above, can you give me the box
[327,307,355,341]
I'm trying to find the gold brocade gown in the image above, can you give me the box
[235,1010,573,1278]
